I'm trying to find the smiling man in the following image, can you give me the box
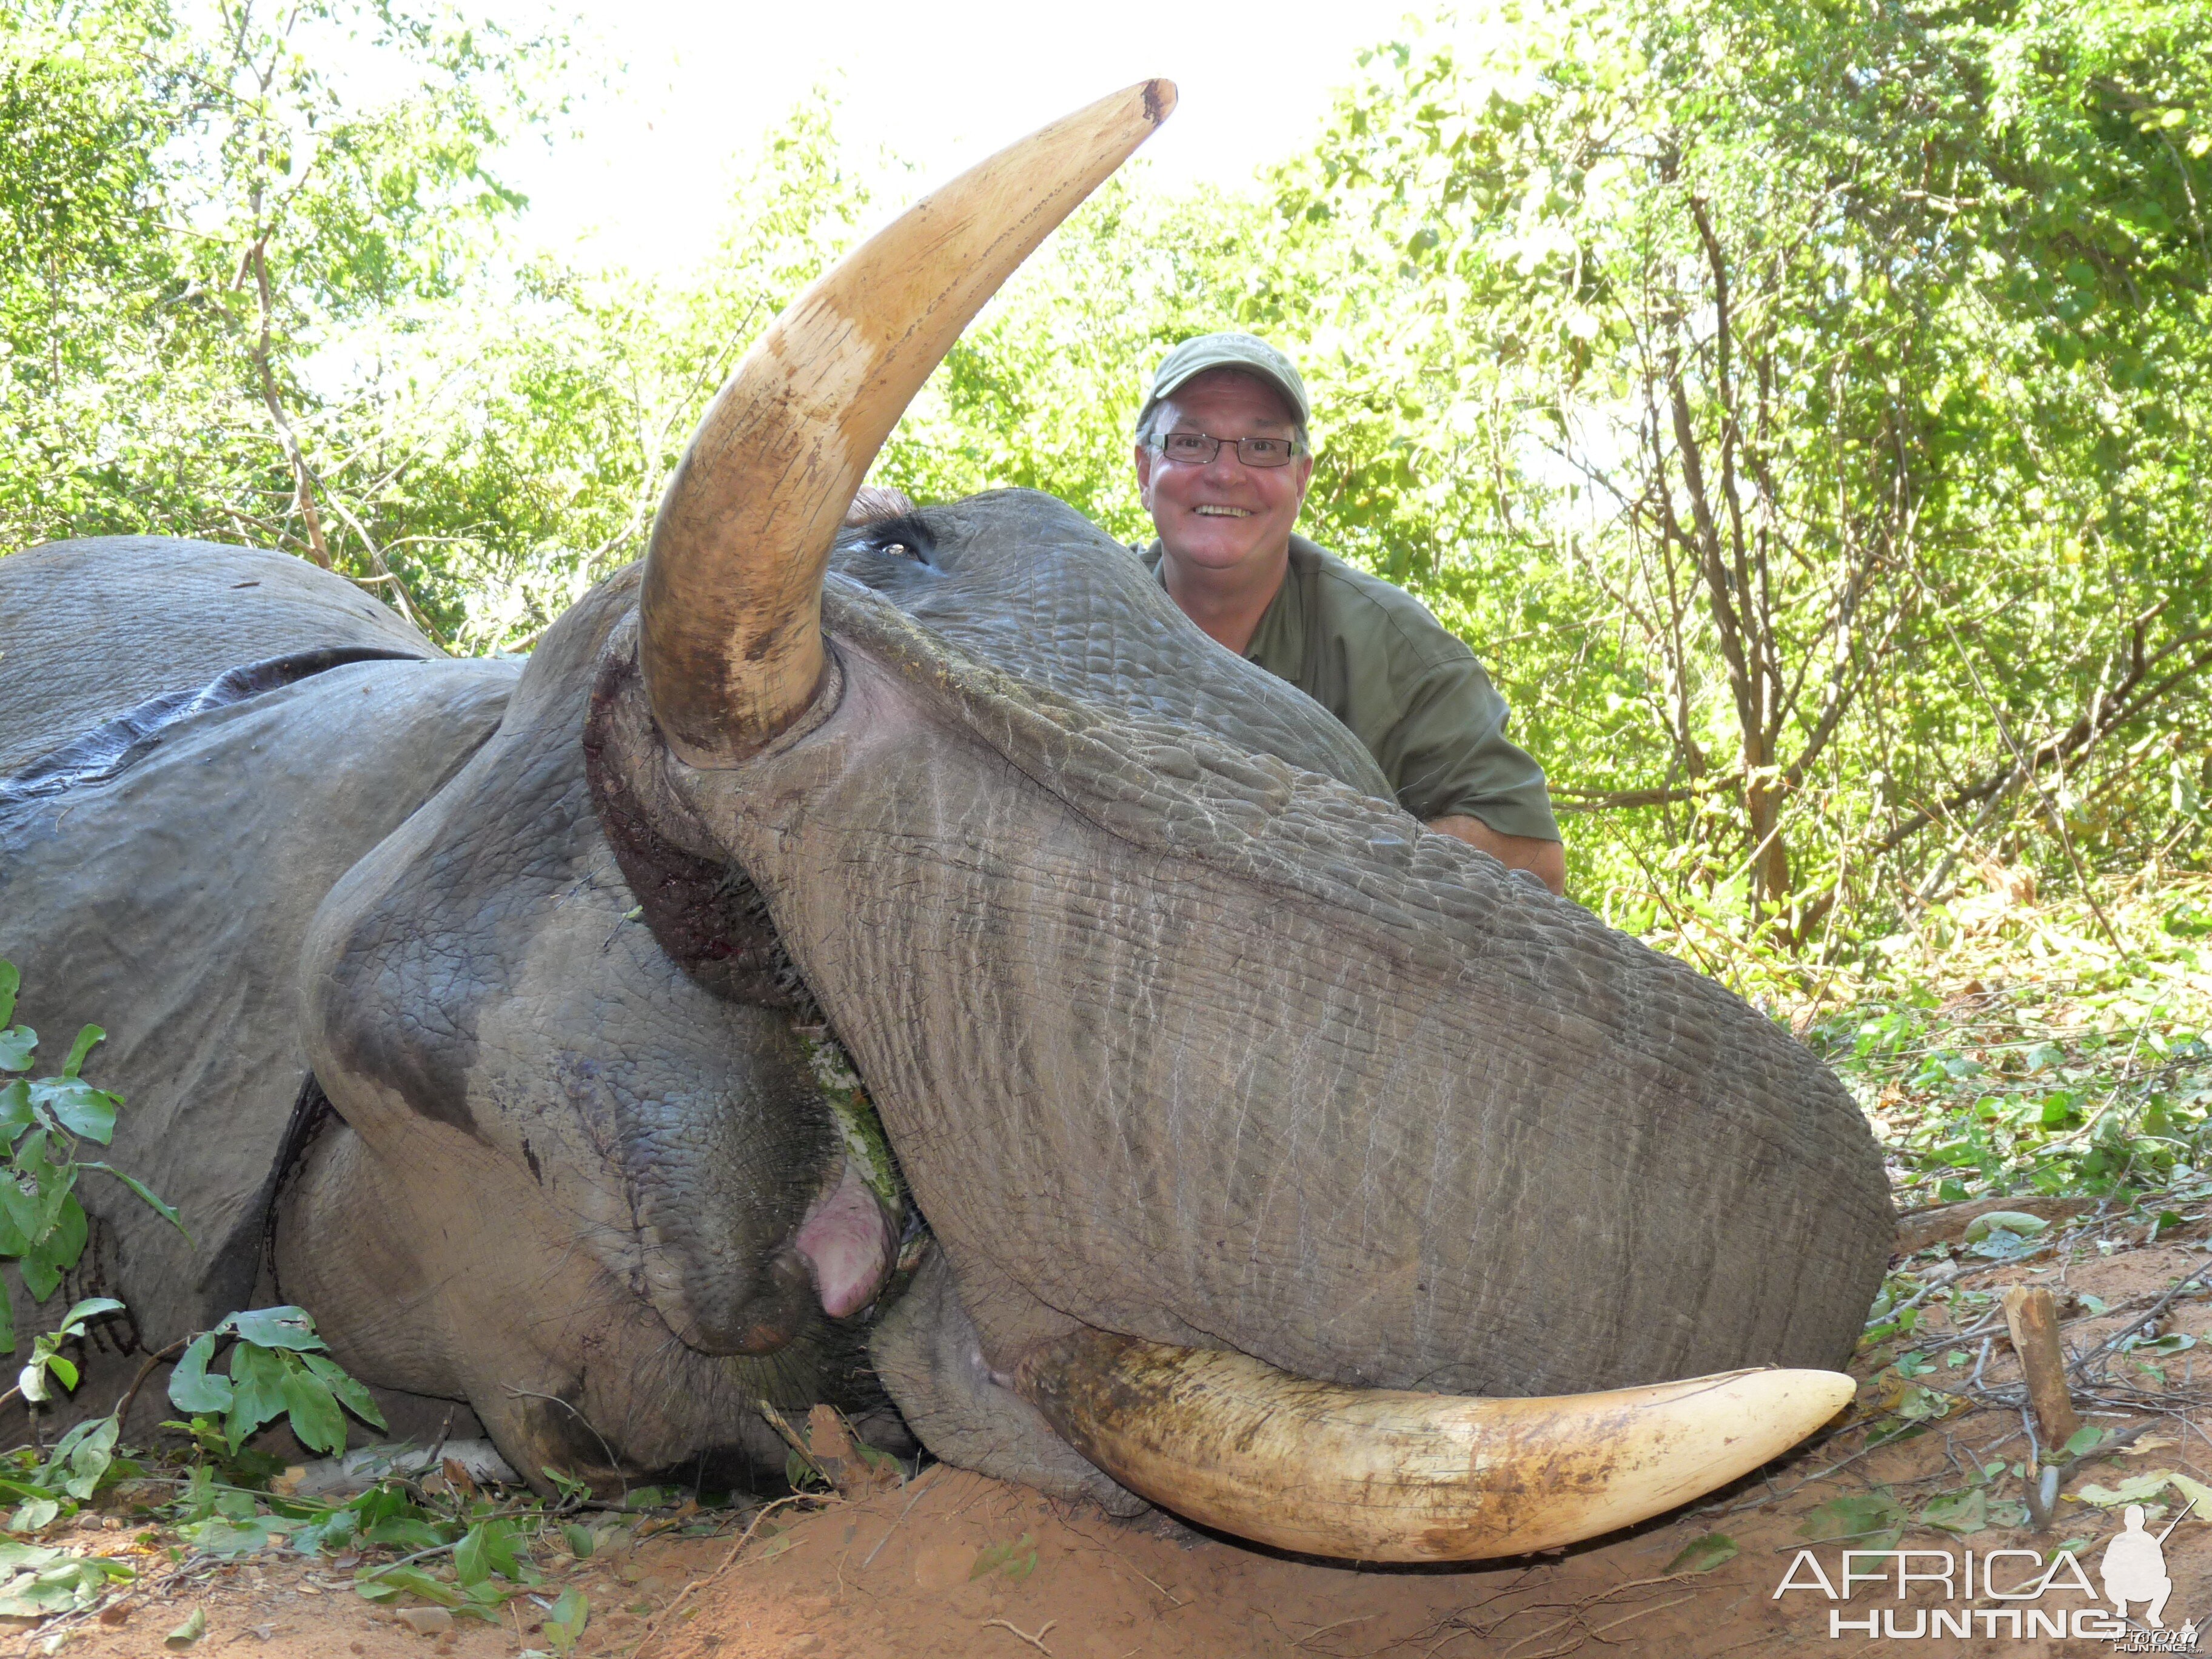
[1132,332,1566,894]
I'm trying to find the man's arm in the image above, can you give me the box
[1426,814,1567,897]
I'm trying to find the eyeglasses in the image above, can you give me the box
[1150,431,1305,469]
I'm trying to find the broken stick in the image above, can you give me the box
[2002,1284,2082,1452]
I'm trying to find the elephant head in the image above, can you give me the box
[546,81,1892,1558]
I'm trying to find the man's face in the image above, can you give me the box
[1134,368,1315,580]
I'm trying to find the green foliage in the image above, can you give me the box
[1815,880,2212,1205]
[0,1538,133,1617]
[0,0,560,626]
[540,1584,589,1654]
[3,0,2207,954]
[1797,1490,1906,1548]
[0,961,184,1358]
[166,1307,388,1458]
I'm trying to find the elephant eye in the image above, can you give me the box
[862,514,936,565]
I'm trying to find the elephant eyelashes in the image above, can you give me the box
[861,515,936,566]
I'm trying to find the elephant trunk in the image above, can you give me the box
[636,80,1175,765]
[1014,1329,1854,1562]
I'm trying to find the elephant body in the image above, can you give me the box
[0,84,1892,1548]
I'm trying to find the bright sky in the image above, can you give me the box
[486,0,1429,273]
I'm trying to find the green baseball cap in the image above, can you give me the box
[1141,332,1311,427]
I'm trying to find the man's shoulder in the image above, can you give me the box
[1289,537,1473,675]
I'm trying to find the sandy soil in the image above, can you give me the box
[21,1209,2212,1659]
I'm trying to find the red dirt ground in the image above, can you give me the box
[22,1208,2212,1659]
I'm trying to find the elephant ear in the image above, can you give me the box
[0,537,438,780]
[0,542,514,1349]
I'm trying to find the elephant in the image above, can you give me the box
[0,81,1893,1561]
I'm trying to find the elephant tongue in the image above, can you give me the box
[794,1157,895,1318]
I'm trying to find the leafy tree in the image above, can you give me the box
[0,0,555,629]
[1240,0,2212,940]
[4,0,2205,960]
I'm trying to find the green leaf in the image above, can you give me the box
[165,1605,206,1646]
[1919,1487,1989,1535]
[561,1522,594,1559]
[2168,1471,2212,1515]
[1963,1210,2050,1244]
[545,1586,588,1654]
[1798,1493,1906,1544]
[176,1517,287,1560]
[167,1334,232,1415]
[225,1342,289,1453]
[2062,1425,2110,1458]
[476,1517,529,1581]
[49,1414,118,1500]
[79,1164,187,1239]
[57,1027,102,1083]
[454,1520,492,1587]
[300,1352,386,1431]
[219,1307,326,1352]
[0,1082,32,1145]
[21,1195,89,1299]
[970,1532,1037,1582]
[0,965,18,1031]
[0,1030,34,1073]
[1664,1532,1738,1574]
[9,1498,57,1533]
[42,1080,116,1144]
[0,1177,36,1258]
[41,1355,76,1393]
[2078,1471,2178,1507]
[51,1296,124,1339]
[355,1563,463,1607]
[0,1552,129,1616]
[286,1505,359,1557]
[361,1515,447,1553]
[276,1355,346,1457]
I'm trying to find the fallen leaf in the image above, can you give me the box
[2074,1470,2174,1507]
[1920,1489,1990,1535]
[2167,1471,2212,1515]
[1965,1212,2051,1243]
[165,1606,206,1647]
[1664,1533,1738,1574]
[2119,1434,2180,1458]
[1798,1493,1906,1545]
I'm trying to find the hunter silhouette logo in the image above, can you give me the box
[2103,1503,2182,1627]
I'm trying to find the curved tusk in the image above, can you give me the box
[1013,1330,1854,1562]
[638,79,1176,766]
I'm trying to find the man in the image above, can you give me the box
[2100,1503,2175,1627]
[1132,332,1566,895]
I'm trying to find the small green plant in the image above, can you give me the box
[0,961,185,1357]
[540,1585,590,1654]
[164,1305,387,1458]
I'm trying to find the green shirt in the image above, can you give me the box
[1141,536,1560,842]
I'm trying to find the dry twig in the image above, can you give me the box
[983,1615,1057,1655]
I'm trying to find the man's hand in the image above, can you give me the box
[1426,815,1567,897]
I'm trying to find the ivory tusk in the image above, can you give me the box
[638,79,1176,766]
[1013,1329,1854,1561]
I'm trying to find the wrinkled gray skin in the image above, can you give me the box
[0,490,1893,1507]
